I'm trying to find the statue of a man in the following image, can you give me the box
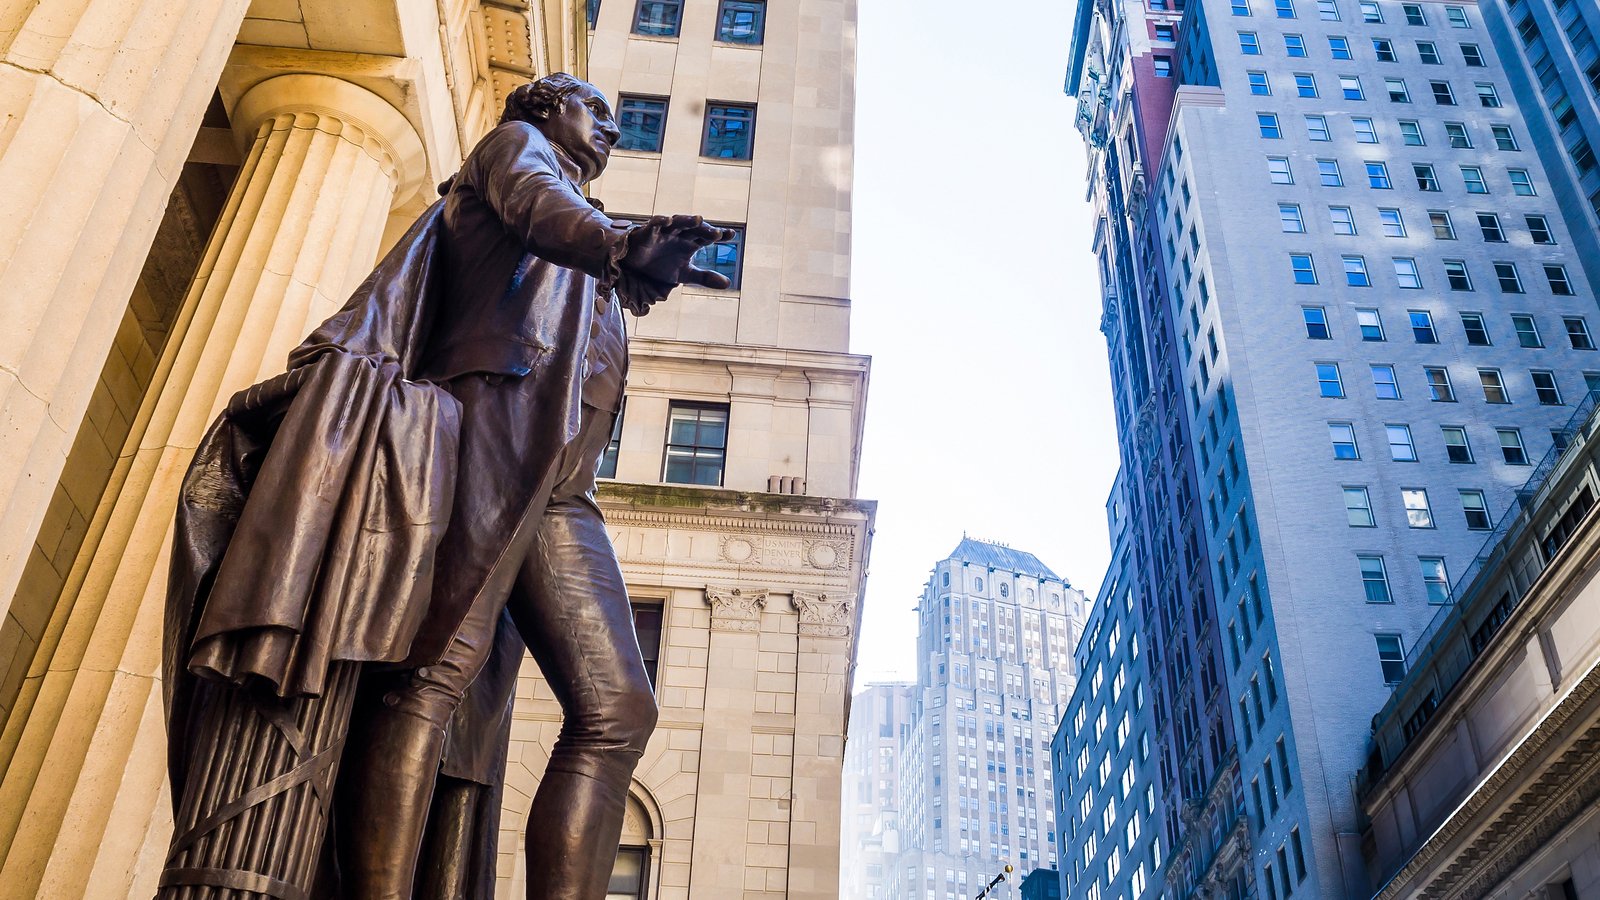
[160,73,729,900]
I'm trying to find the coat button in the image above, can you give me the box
[415,667,431,680]
[383,692,401,708]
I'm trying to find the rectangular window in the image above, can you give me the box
[1532,370,1561,405]
[1394,257,1422,288]
[1357,308,1384,341]
[1344,255,1371,286]
[1479,368,1509,403]
[1426,366,1455,401]
[1306,115,1330,140]
[1460,313,1488,345]
[1249,71,1272,94]
[1476,82,1501,107]
[1233,0,1252,14]
[1259,113,1283,138]
[1513,314,1542,348]
[1361,0,1381,22]
[617,95,669,151]
[1442,425,1473,462]
[1403,2,1426,24]
[1345,486,1375,526]
[1400,120,1424,145]
[1508,169,1535,195]
[692,224,745,288]
[1366,161,1392,188]
[1446,122,1472,148]
[1341,75,1364,99]
[1418,40,1441,64]
[633,0,684,35]
[1372,364,1400,399]
[1492,124,1518,150]
[597,402,625,478]
[1461,489,1492,529]
[1414,164,1440,191]
[1478,212,1505,242]
[1330,206,1357,234]
[663,402,730,485]
[1318,158,1343,186]
[1462,166,1487,193]
[1276,0,1295,17]
[1303,306,1331,338]
[1295,73,1318,97]
[1432,81,1457,105]
[1402,488,1434,528]
[1495,262,1523,293]
[1375,39,1398,63]
[1329,421,1359,458]
[715,0,766,44]
[1497,427,1529,464]
[1385,75,1409,101]
[609,846,651,899]
[1526,215,1552,244]
[1155,56,1174,77]
[1419,558,1450,604]
[1376,634,1407,684]
[1546,265,1575,296]
[1379,208,1405,236]
[1292,254,1318,284]
[1435,216,1461,245]
[1317,362,1344,397]
[1446,5,1468,27]
[1280,203,1305,232]
[1240,31,1261,54]
[631,599,665,686]
[1408,310,1435,342]
[1387,423,1416,460]
[1354,117,1378,143]
[1286,33,1307,56]
[1155,24,1176,40]
[1565,317,1595,350]
[1330,35,1352,58]
[702,103,756,159]
[1269,156,1294,183]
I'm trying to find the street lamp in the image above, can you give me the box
[974,863,1013,899]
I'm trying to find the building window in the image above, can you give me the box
[1418,40,1441,64]
[1286,33,1307,56]
[1276,0,1295,17]
[716,0,766,44]
[1546,265,1575,296]
[1508,168,1535,195]
[1354,117,1378,143]
[609,846,650,899]
[1292,254,1318,284]
[1426,366,1455,401]
[1317,363,1344,397]
[1268,156,1294,183]
[1460,313,1488,345]
[1461,166,1487,193]
[1378,208,1405,236]
[702,103,756,159]
[1402,488,1433,527]
[1442,426,1473,462]
[1303,306,1331,339]
[1387,424,1416,461]
[1234,0,1252,13]
[1492,125,1518,151]
[1479,368,1509,403]
[1372,365,1400,399]
[1318,158,1343,186]
[1403,3,1426,25]
[1476,82,1501,107]
[1329,206,1356,235]
[1461,489,1492,529]
[1357,308,1384,341]
[1477,212,1505,242]
[663,402,729,485]
[1444,260,1472,291]
[1295,73,1318,97]
[1344,255,1370,286]
[1318,0,1339,19]
[1408,311,1435,343]
[1528,358,1568,408]
[1340,75,1364,99]
[1495,262,1523,294]
[1445,122,1471,148]
[1345,486,1375,526]
[1497,428,1529,465]
[1512,314,1542,348]
[1329,422,1359,458]
[618,96,669,151]
[1240,31,1261,54]
[1400,120,1424,145]
[598,402,625,478]
[1155,55,1174,77]
[1414,164,1439,191]
[1462,42,1484,66]
[587,0,601,27]
[1375,39,1398,63]
[1446,5,1468,27]
[692,224,745,288]
[632,599,665,686]
[1281,203,1305,232]
[1330,35,1352,58]
[1375,634,1407,684]
[1526,215,1552,244]
[1393,257,1422,288]
[1307,115,1331,140]
[1565,317,1595,350]
[1259,113,1282,138]
[1366,161,1392,188]
[1249,71,1272,94]
[1360,0,1381,22]
[633,0,683,36]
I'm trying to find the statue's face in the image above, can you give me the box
[536,82,621,184]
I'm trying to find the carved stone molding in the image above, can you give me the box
[705,586,768,633]
[791,591,855,638]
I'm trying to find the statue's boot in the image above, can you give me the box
[523,760,634,900]
[337,704,447,900]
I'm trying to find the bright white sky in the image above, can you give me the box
[849,0,1119,683]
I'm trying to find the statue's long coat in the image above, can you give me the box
[163,122,637,898]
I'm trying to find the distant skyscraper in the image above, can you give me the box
[1062,0,1599,897]
[843,682,916,899]
[887,538,1090,900]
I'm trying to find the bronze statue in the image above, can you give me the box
[160,73,732,900]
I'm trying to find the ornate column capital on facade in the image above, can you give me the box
[231,73,427,209]
[704,586,769,632]
[790,591,855,639]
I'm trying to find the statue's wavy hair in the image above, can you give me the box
[501,73,586,125]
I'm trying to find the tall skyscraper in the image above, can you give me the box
[888,538,1090,900]
[842,681,916,899]
[496,2,875,899]
[1063,0,1598,897]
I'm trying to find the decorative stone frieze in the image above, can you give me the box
[704,586,769,632]
[790,591,855,638]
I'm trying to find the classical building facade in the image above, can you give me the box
[841,681,916,899]
[1064,0,1599,898]
[0,0,871,897]
[1357,396,1600,898]
[888,538,1089,900]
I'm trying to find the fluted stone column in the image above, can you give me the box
[0,0,254,615]
[0,73,424,900]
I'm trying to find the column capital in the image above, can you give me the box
[232,74,426,209]
[790,591,855,638]
[705,586,768,633]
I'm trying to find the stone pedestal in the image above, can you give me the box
[0,73,423,899]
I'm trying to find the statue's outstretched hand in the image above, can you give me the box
[620,215,737,292]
